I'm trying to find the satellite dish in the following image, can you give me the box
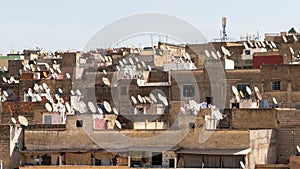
[297,145,300,153]
[102,77,111,86]
[282,35,288,43]
[103,69,107,75]
[271,41,277,48]
[290,47,295,55]
[66,73,71,79]
[204,50,210,57]
[113,107,119,115]
[11,117,16,124]
[34,84,39,92]
[3,91,9,97]
[122,58,127,64]
[3,66,8,72]
[149,93,157,103]
[293,34,298,42]
[240,161,246,169]
[58,88,63,94]
[65,102,72,113]
[158,93,168,106]
[131,96,138,105]
[2,77,7,83]
[18,115,28,126]
[88,101,97,113]
[129,58,134,65]
[70,90,75,96]
[36,94,42,102]
[98,107,103,114]
[78,101,87,114]
[189,100,200,111]
[142,97,147,103]
[254,86,262,101]
[216,51,222,58]
[119,60,124,67]
[144,96,152,103]
[221,46,231,56]
[211,51,218,60]
[45,103,52,112]
[55,94,60,101]
[243,42,249,50]
[141,61,146,68]
[261,41,266,48]
[116,65,121,71]
[76,89,81,96]
[56,67,62,74]
[134,57,139,62]
[231,86,239,96]
[272,97,278,105]
[49,68,54,74]
[248,40,254,48]
[147,65,152,71]
[115,120,122,129]
[42,83,48,90]
[246,86,252,95]
[103,101,112,113]
[137,95,143,103]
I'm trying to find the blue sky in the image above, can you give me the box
[0,0,299,54]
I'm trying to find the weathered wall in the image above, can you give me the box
[0,125,11,169]
[249,130,277,169]
[20,166,129,169]
[232,109,277,129]
[277,128,300,164]
[290,155,300,169]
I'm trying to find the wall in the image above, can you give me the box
[20,166,129,169]
[231,109,277,129]
[0,125,11,169]
[277,128,300,164]
[290,155,300,169]
[249,130,277,169]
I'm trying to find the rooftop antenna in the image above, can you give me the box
[221,17,227,42]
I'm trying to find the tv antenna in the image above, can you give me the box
[221,17,227,42]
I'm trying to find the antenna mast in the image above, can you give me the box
[222,17,227,42]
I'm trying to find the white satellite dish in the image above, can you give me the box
[261,41,266,48]
[58,88,63,94]
[297,145,300,153]
[11,117,16,124]
[98,107,103,114]
[88,101,97,113]
[231,86,239,96]
[45,103,52,112]
[271,41,277,48]
[282,35,288,43]
[216,51,222,58]
[116,65,121,71]
[103,101,112,113]
[129,58,134,65]
[113,107,118,115]
[239,90,244,98]
[240,161,246,169]
[66,73,71,79]
[211,51,218,60]
[247,40,254,48]
[18,115,28,126]
[149,93,157,103]
[189,100,200,111]
[131,96,138,105]
[254,86,262,101]
[146,65,151,72]
[290,47,295,55]
[243,42,249,50]
[115,120,122,129]
[49,68,54,74]
[70,90,75,96]
[134,57,139,62]
[122,58,127,64]
[204,50,210,57]
[272,97,278,105]
[103,69,107,75]
[3,91,8,97]
[142,97,147,103]
[10,76,15,83]
[221,46,231,56]
[144,96,152,103]
[158,93,168,106]
[55,94,60,101]
[119,60,124,67]
[65,102,72,113]
[36,94,42,102]
[246,86,252,95]
[102,77,111,86]
[137,95,143,103]
[141,61,146,68]
[42,83,48,90]
[34,84,39,92]
[293,34,298,42]
[56,67,62,74]
[78,101,87,114]
[76,89,81,96]
[2,77,7,83]
[3,66,7,72]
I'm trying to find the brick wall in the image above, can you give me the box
[0,125,11,169]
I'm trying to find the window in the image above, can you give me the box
[152,152,162,166]
[76,120,83,127]
[245,50,251,55]
[271,81,281,90]
[189,123,195,129]
[43,115,52,124]
[120,87,127,95]
[183,85,195,98]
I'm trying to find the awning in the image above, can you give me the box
[176,148,252,155]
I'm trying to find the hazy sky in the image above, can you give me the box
[0,0,299,54]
